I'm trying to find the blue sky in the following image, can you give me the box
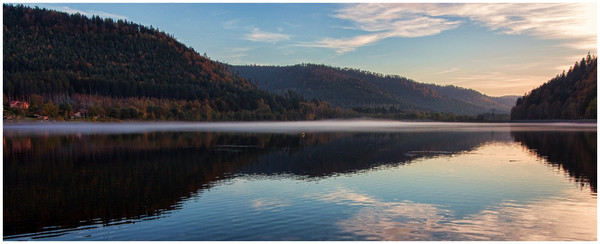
[20,2,598,96]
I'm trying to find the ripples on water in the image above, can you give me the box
[3,121,597,241]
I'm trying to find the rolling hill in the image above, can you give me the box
[231,64,517,116]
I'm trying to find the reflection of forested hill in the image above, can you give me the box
[512,131,597,192]
[3,132,319,237]
[237,132,513,177]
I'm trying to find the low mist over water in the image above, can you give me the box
[4,120,597,135]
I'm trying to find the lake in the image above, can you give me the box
[3,120,597,241]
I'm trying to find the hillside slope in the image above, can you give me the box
[232,64,516,116]
[511,55,597,120]
[3,4,342,121]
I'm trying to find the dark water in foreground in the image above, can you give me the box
[3,121,597,241]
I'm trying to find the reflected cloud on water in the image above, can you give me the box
[318,187,596,241]
[310,141,597,241]
[251,198,291,212]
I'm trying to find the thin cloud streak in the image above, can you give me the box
[432,67,460,75]
[244,28,290,43]
[305,3,596,54]
[222,19,241,30]
[298,33,385,54]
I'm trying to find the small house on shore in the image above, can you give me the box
[9,101,30,110]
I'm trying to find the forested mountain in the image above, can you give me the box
[3,4,344,121]
[2,4,520,122]
[511,54,597,120]
[231,64,517,116]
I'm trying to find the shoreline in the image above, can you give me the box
[3,117,597,125]
[4,119,596,136]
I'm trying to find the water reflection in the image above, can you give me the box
[3,122,597,240]
[236,131,512,177]
[3,132,305,237]
[512,131,597,192]
[312,141,596,241]
[326,186,596,241]
[3,130,507,237]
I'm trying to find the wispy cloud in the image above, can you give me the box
[307,3,596,54]
[217,47,254,64]
[432,67,460,75]
[222,19,241,30]
[302,5,461,54]
[244,28,290,43]
[299,14,461,54]
[441,3,597,41]
[299,33,386,54]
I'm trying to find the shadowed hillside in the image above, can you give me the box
[231,64,517,116]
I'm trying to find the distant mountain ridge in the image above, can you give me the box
[231,64,517,116]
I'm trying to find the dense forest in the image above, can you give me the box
[231,64,517,116]
[3,4,346,121]
[511,54,597,120]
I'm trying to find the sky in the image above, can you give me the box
[16,2,599,97]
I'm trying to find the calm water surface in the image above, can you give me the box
[3,121,597,241]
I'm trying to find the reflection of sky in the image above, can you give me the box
[311,142,597,240]
[321,187,596,241]
[322,142,583,218]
